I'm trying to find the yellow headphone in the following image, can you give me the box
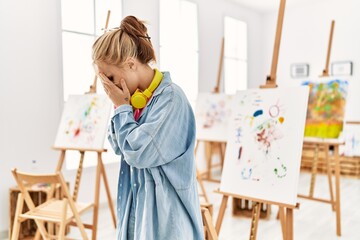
[130,69,163,109]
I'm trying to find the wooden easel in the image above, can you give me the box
[215,1,299,239]
[319,20,335,78]
[53,11,116,240]
[298,20,343,236]
[53,147,116,240]
[259,0,286,89]
[298,137,344,236]
[87,10,111,94]
[197,37,227,183]
[195,140,210,203]
[215,190,299,240]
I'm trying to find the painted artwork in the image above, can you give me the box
[302,79,348,138]
[341,123,360,157]
[195,93,233,142]
[220,86,309,206]
[54,94,112,150]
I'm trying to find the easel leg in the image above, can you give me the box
[215,195,229,234]
[197,168,210,203]
[249,202,261,240]
[285,208,293,240]
[99,155,116,228]
[92,154,102,240]
[195,140,200,155]
[278,206,286,239]
[56,150,66,171]
[309,144,319,197]
[219,142,226,169]
[205,142,213,179]
[195,140,210,203]
[325,144,335,211]
[334,145,341,236]
[73,151,85,201]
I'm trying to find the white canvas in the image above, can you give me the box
[195,93,233,142]
[342,123,360,157]
[54,94,112,150]
[220,86,309,206]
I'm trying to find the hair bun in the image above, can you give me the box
[120,16,148,39]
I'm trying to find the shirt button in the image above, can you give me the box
[134,184,136,187]
[121,171,123,174]
[120,184,122,187]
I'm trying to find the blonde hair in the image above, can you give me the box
[92,16,156,66]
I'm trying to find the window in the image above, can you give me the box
[224,16,247,94]
[159,0,199,107]
[61,0,122,169]
[61,0,122,101]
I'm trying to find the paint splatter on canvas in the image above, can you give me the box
[220,87,309,206]
[302,79,348,138]
[195,93,233,142]
[54,94,112,150]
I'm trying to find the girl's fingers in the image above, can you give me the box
[99,74,114,91]
[99,73,111,85]
[120,79,130,95]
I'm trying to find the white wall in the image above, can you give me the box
[0,0,63,231]
[122,0,160,63]
[196,0,264,91]
[0,0,262,234]
[261,0,360,121]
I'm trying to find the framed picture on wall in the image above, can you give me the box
[331,61,353,76]
[290,63,309,78]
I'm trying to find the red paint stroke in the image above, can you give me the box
[74,127,81,137]
[238,146,243,161]
[256,129,271,148]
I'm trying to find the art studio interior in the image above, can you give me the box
[1,0,360,239]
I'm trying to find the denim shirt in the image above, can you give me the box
[108,72,204,240]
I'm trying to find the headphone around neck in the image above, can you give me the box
[130,69,163,109]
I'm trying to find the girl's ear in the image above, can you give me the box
[127,58,136,70]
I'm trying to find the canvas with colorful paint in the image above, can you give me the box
[220,86,309,206]
[195,93,233,142]
[54,94,112,150]
[302,79,348,138]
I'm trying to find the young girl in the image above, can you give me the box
[92,16,204,240]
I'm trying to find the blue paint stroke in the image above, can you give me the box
[253,109,263,117]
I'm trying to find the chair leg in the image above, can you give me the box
[34,219,50,240]
[34,230,41,240]
[67,199,89,240]
[58,199,68,240]
[13,194,48,240]
[11,193,24,240]
[202,207,218,240]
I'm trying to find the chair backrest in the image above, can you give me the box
[11,168,70,210]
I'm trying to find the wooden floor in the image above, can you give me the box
[41,172,360,239]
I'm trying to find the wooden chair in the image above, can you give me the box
[201,207,218,240]
[11,168,93,240]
